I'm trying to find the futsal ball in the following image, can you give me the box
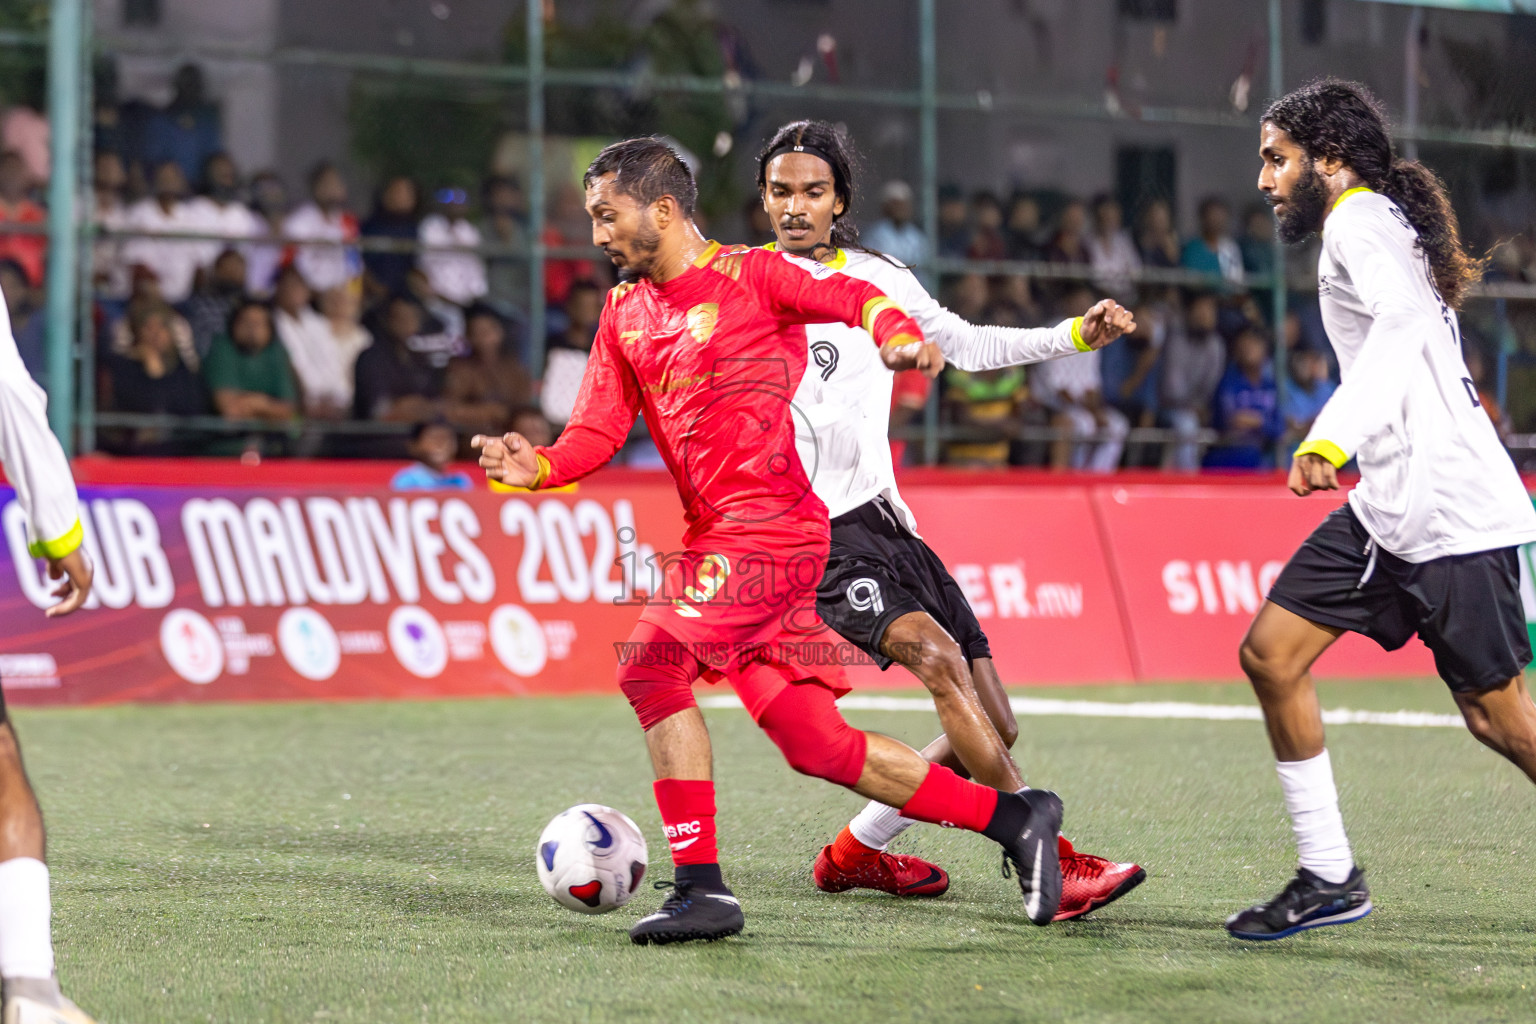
[536,804,649,914]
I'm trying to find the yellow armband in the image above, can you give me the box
[1295,439,1348,469]
[1070,317,1091,353]
[27,518,83,561]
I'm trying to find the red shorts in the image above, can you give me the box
[636,530,850,720]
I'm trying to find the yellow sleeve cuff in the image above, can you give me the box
[28,518,83,561]
[1296,439,1349,469]
[531,452,553,490]
[1070,317,1090,353]
[861,296,903,337]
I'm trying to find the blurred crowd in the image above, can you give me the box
[827,181,1520,472]
[1,62,1531,474]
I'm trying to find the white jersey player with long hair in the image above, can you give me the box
[1229,78,1536,941]
[756,119,1146,921]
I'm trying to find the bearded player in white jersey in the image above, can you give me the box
[756,120,1145,920]
[0,292,98,1023]
[1227,79,1536,941]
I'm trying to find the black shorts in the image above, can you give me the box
[816,496,992,670]
[1268,504,1532,693]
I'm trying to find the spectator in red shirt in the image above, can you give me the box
[0,151,45,287]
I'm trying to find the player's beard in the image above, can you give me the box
[1274,163,1328,244]
[623,215,664,279]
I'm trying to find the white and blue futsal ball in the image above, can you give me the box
[536,804,649,914]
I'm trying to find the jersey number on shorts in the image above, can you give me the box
[673,554,731,618]
[846,577,885,616]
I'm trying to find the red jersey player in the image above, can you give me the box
[475,138,1066,945]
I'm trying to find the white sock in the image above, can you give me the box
[0,858,53,980]
[1275,750,1355,885]
[847,801,917,851]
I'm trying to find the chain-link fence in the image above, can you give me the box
[5,0,1535,469]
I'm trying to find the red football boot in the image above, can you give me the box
[813,844,951,897]
[1052,835,1145,922]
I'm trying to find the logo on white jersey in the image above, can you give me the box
[846,577,884,615]
[810,341,840,380]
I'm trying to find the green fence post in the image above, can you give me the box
[918,0,939,466]
[1269,0,1288,464]
[44,0,84,452]
[527,0,547,379]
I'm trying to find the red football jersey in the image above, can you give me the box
[533,242,923,547]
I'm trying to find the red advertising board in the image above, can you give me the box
[867,486,1135,686]
[0,478,686,705]
[1091,483,1438,680]
[0,463,1480,705]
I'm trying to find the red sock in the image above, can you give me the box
[828,825,881,871]
[898,764,999,833]
[653,778,719,867]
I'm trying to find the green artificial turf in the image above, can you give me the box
[16,679,1536,1023]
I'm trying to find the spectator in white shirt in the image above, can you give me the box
[861,180,927,269]
[189,151,259,260]
[318,282,371,400]
[122,161,212,303]
[282,161,360,292]
[1085,193,1141,303]
[418,186,487,306]
[272,265,352,417]
[1031,286,1129,472]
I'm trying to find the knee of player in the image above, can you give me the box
[774,720,864,783]
[1458,704,1504,750]
[617,666,697,731]
[912,634,969,691]
[1238,636,1294,690]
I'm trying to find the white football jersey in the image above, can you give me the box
[1303,188,1536,561]
[785,246,1082,534]
[0,291,82,559]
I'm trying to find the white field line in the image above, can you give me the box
[696,693,1465,728]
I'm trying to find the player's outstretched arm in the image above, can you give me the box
[904,270,1134,371]
[751,248,944,376]
[497,313,642,490]
[0,296,94,615]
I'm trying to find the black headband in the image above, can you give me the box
[766,142,843,187]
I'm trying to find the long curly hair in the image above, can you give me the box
[756,119,863,251]
[1262,78,1483,309]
